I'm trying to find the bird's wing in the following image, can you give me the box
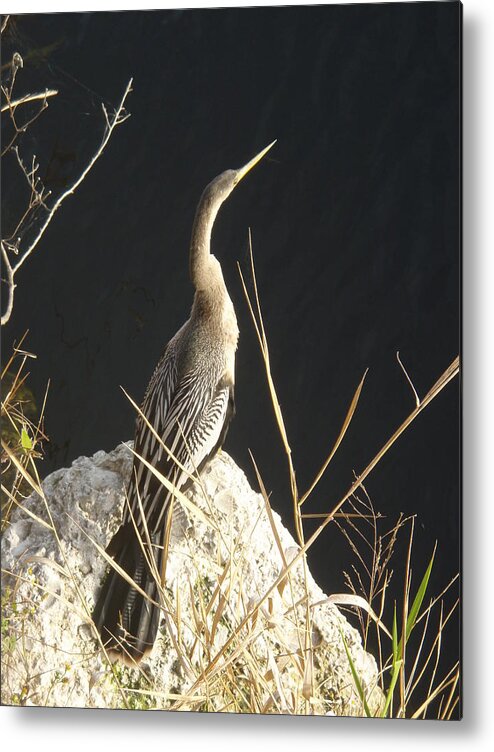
[124,360,230,536]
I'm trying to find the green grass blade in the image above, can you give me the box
[339,627,372,717]
[405,545,436,643]
[382,660,403,718]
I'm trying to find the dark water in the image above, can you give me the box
[2,3,461,712]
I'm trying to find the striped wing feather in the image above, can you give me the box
[124,341,229,535]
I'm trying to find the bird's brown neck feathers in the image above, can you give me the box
[189,190,224,291]
[188,178,239,352]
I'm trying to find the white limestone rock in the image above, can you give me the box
[1,444,384,715]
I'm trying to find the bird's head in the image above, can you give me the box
[202,140,277,208]
[190,141,276,292]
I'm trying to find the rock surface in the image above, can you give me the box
[2,444,383,714]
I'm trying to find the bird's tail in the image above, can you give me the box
[92,524,163,665]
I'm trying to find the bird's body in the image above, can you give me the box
[92,142,275,665]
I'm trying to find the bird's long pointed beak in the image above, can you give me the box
[235,140,277,183]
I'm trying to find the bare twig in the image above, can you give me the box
[13,147,51,209]
[1,242,15,325]
[1,88,58,113]
[1,78,133,325]
[0,53,53,158]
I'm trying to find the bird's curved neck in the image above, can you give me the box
[189,189,225,294]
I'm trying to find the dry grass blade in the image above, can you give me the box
[127,474,162,585]
[1,330,32,382]
[302,649,313,701]
[237,232,300,543]
[1,332,28,378]
[248,451,288,572]
[414,574,460,626]
[0,483,53,531]
[312,594,392,639]
[406,597,459,706]
[419,602,442,718]
[67,515,160,608]
[396,351,420,408]
[317,356,459,530]
[1,438,43,497]
[126,444,218,532]
[410,664,460,719]
[440,670,460,720]
[249,449,307,657]
[299,368,368,506]
[121,386,197,486]
[209,583,230,646]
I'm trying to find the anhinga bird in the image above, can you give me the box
[92,141,276,664]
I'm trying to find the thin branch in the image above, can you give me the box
[1,78,133,325]
[13,147,51,210]
[1,242,15,325]
[1,88,58,113]
[13,78,133,278]
[0,56,53,158]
